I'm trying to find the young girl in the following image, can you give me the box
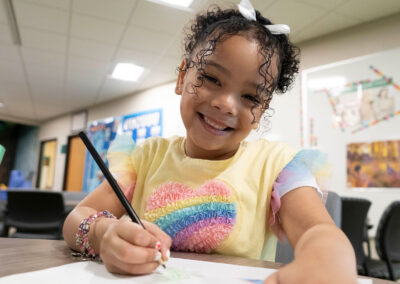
[63,1,358,283]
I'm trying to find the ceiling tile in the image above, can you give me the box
[3,102,36,119]
[19,28,67,53]
[0,0,8,24]
[73,0,136,24]
[0,60,25,84]
[34,96,72,120]
[23,0,70,10]
[68,55,110,76]
[297,12,361,41]
[14,0,69,34]
[71,13,125,45]
[25,64,64,97]
[121,25,174,54]
[336,0,400,21]
[114,48,159,69]
[97,78,140,103]
[262,0,328,34]
[0,82,29,101]
[0,24,13,44]
[155,55,180,75]
[66,71,103,98]
[21,47,65,68]
[0,43,20,62]
[164,36,184,59]
[297,0,349,10]
[139,70,175,90]
[69,38,115,61]
[190,0,276,14]
[130,0,192,35]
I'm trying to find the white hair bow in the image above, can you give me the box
[238,0,290,35]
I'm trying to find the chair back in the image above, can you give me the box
[5,190,65,233]
[375,201,400,262]
[341,197,371,267]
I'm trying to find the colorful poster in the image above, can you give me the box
[82,109,163,192]
[347,140,400,188]
[82,117,120,192]
[321,77,397,132]
[120,109,163,145]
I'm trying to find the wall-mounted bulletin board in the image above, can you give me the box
[82,109,162,192]
[302,48,400,191]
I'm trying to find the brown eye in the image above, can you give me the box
[243,94,260,105]
[201,73,220,86]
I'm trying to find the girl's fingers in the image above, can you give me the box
[142,220,172,260]
[105,259,160,275]
[109,237,160,264]
[116,220,159,248]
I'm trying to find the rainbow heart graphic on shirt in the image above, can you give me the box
[144,180,236,253]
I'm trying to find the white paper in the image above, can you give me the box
[0,257,372,284]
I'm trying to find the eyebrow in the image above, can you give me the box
[206,60,231,76]
[206,60,260,90]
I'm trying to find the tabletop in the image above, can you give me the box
[0,238,394,283]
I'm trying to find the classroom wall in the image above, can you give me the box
[38,83,185,192]
[14,125,39,185]
[38,12,400,234]
[293,12,400,235]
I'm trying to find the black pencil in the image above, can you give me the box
[78,131,166,268]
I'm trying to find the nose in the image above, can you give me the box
[210,92,237,116]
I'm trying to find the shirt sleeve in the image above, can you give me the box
[106,134,137,203]
[269,149,332,241]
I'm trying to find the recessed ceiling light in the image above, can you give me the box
[0,102,4,108]
[148,0,194,9]
[111,63,144,82]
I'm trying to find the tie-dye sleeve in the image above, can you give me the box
[269,149,331,241]
[106,134,137,203]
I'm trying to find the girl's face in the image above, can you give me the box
[176,35,277,160]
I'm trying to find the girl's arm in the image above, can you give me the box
[62,180,171,274]
[265,187,357,284]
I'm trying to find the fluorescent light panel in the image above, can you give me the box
[147,0,194,9]
[111,63,144,82]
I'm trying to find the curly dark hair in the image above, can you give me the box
[180,5,300,125]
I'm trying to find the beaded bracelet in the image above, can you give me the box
[75,210,116,259]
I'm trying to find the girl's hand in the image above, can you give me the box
[97,218,172,275]
[264,260,358,284]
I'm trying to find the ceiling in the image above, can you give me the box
[0,0,399,124]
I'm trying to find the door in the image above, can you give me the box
[36,139,57,190]
[63,135,86,191]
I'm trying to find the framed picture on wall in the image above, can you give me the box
[347,140,400,188]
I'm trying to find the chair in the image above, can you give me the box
[340,197,372,274]
[275,191,342,263]
[2,189,66,240]
[366,201,400,281]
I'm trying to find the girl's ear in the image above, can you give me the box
[175,60,186,95]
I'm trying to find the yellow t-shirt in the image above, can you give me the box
[107,136,297,260]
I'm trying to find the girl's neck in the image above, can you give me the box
[183,138,240,160]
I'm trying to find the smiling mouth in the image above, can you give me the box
[198,113,234,132]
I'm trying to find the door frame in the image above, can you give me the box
[36,138,57,189]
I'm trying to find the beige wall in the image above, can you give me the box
[299,12,400,70]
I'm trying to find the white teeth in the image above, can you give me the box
[203,115,227,130]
